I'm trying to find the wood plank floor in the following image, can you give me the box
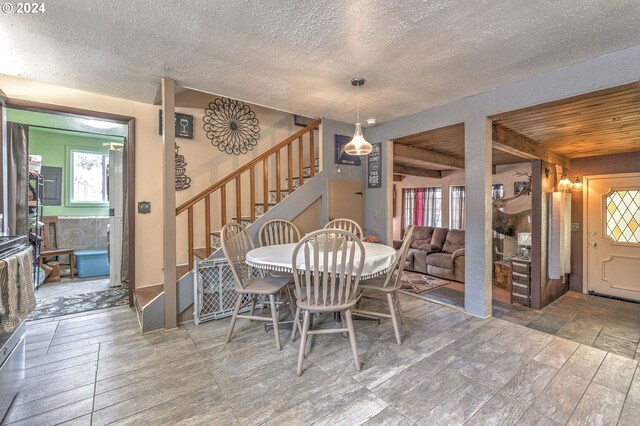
[5,294,639,425]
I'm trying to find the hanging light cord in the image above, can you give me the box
[356,83,361,123]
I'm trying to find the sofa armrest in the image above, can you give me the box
[452,248,465,259]
[392,240,403,250]
[418,244,441,254]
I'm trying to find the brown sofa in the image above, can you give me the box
[394,226,465,282]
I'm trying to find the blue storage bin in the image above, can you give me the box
[75,249,110,278]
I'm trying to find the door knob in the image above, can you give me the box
[590,242,597,247]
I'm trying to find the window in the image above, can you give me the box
[70,150,109,203]
[450,186,465,229]
[605,189,640,243]
[492,184,505,200]
[401,187,442,235]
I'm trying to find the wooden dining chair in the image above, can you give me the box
[258,219,301,246]
[354,225,415,345]
[257,219,299,316]
[220,222,292,350]
[323,218,363,240]
[291,229,365,375]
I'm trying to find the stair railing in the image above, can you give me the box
[176,119,321,269]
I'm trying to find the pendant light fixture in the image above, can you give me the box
[343,77,373,156]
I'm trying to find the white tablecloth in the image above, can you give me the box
[246,242,396,280]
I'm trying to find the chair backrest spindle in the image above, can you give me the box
[292,229,364,309]
[220,222,255,290]
[258,219,301,246]
[324,218,363,240]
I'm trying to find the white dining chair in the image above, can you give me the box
[291,229,365,375]
[258,219,301,246]
[354,225,415,345]
[220,222,292,350]
[323,218,363,240]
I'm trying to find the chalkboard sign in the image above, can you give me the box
[334,134,361,166]
[367,142,382,188]
[159,111,194,139]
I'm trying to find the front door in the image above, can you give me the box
[586,173,640,301]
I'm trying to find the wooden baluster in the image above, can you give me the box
[205,195,211,256]
[220,184,227,226]
[298,136,304,186]
[250,166,256,222]
[287,143,293,194]
[188,206,194,270]
[263,158,269,214]
[309,129,315,177]
[275,150,281,203]
[235,176,242,225]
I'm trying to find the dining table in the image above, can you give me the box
[245,241,397,280]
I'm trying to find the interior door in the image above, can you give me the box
[108,147,124,287]
[586,173,640,301]
[328,180,363,227]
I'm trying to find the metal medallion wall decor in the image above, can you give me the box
[203,97,260,155]
[175,144,191,191]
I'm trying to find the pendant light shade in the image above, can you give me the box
[557,173,574,191]
[344,122,372,156]
[571,177,583,191]
[344,77,373,156]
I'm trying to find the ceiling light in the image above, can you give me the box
[343,77,373,156]
[367,118,377,126]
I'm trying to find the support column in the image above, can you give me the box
[162,78,177,330]
[463,116,492,317]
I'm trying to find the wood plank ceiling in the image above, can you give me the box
[491,82,640,158]
[393,82,640,175]
[394,123,526,168]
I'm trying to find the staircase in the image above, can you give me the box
[134,119,321,332]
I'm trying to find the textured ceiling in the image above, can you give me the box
[1,1,640,123]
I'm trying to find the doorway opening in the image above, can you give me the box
[391,123,533,311]
[5,105,135,319]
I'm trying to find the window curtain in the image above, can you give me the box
[450,186,465,230]
[401,187,442,236]
[6,123,29,236]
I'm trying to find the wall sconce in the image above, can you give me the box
[544,168,582,192]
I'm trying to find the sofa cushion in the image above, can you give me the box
[442,229,465,254]
[406,249,416,263]
[427,253,454,269]
[431,227,449,248]
[418,244,441,254]
[409,226,435,248]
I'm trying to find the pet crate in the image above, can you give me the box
[193,257,264,325]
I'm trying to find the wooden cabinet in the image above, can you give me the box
[510,257,531,307]
[494,261,512,291]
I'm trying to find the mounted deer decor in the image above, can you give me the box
[492,172,532,237]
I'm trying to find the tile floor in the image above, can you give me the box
[35,277,111,299]
[423,287,640,361]
[5,294,639,425]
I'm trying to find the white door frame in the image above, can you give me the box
[582,172,640,295]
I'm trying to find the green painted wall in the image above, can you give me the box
[27,127,124,216]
